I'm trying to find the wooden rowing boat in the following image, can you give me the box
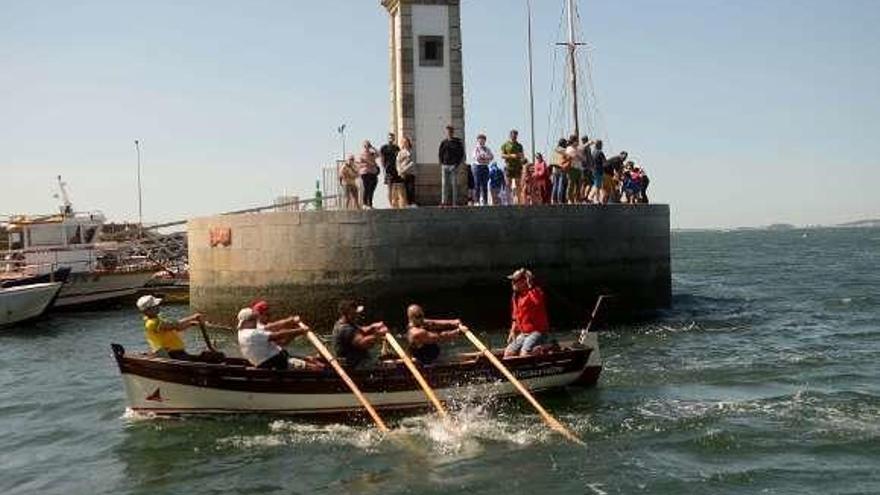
[111,333,602,416]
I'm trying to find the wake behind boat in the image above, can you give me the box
[111,332,601,416]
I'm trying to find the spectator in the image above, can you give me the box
[565,135,583,204]
[438,125,465,206]
[380,133,405,208]
[338,154,360,210]
[621,161,641,203]
[396,136,417,207]
[488,161,505,205]
[357,140,380,208]
[472,134,493,206]
[521,160,536,205]
[551,138,569,204]
[589,140,607,204]
[606,151,629,177]
[638,166,650,204]
[533,152,550,204]
[500,130,525,204]
[579,136,594,202]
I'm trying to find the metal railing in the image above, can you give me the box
[145,195,340,231]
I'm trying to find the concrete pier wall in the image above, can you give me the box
[188,205,670,330]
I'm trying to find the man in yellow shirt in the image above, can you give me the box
[137,295,203,359]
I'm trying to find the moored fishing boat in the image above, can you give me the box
[0,282,64,327]
[112,333,601,416]
[1,177,155,309]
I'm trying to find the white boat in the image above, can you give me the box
[0,282,63,326]
[1,177,155,308]
[112,333,602,416]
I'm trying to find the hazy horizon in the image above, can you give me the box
[2,0,878,229]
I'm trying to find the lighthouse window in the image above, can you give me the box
[419,36,444,67]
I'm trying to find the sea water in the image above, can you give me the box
[1,228,878,494]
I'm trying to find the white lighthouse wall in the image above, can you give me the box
[393,10,404,143]
[411,4,452,164]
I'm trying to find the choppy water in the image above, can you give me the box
[1,228,878,494]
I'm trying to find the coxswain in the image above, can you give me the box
[405,304,464,364]
[504,268,551,358]
[136,295,203,360]
[332,299,388,368]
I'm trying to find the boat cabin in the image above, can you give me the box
[3,212,108,275]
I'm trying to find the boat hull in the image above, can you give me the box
[54,271,153,308]
[0,282,63,326]
[113,342,602,416]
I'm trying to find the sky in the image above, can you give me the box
[1,0,878,229]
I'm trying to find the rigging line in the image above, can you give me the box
[545,32,558,153]
[583,48,609,145]
[546,1,568,153]
[577,50,596,137]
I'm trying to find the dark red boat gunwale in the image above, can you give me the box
[111,344,593,394]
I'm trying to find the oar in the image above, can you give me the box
[583,294,610,334]
[459,327,584,445]
[304,330,390,433]
[197,319,218,353]
[384,333,448,419]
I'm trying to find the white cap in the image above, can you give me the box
[237,307,256,329]
[506,268,533,281]
[136,295,163,312]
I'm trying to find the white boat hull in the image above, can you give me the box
[54,271,154,308]
[120,367,596,415]
[0,282,63,326]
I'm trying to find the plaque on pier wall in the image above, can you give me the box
[209,227,231,247]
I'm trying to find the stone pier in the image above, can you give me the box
[188,205,671,330]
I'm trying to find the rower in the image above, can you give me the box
[236,307,320,370]
[332,299,388,369]
[136,295,203,360]
[504,268,551,358]
[251,299,302,333]
[405,304,464,365]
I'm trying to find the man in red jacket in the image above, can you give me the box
[504,268,550,357]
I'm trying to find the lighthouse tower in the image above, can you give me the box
[381,0,466,205]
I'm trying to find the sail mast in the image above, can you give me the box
[527,0,536,160]
[566,0,580,139]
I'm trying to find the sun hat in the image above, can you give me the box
[237,307,256,329]
[136,295,162,312]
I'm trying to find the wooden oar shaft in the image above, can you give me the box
[584,295,608,334]
[198,320,217,352]
[461,329,583,445]
[304,330,389,433]
[384,334,448,419]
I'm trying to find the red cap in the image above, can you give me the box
[251,300,269,314]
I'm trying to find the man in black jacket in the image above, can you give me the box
[380,133,403,207]
[438,125,465,206]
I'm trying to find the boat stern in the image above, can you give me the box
[572,331,602,387]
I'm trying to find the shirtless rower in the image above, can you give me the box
[405,304,465,365]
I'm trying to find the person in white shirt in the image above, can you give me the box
[471,134,494,206]
[236,307,312,370]
[396,136,417,207]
